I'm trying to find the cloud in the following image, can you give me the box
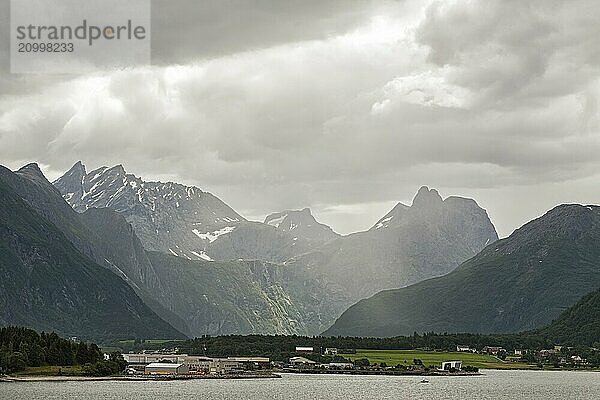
[1,0,600,237]
[150,0,391,64]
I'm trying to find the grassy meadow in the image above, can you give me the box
[343,349,534,370]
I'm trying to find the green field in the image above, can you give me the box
[343,349,534,370]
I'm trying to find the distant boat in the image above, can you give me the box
[420,379,429,384]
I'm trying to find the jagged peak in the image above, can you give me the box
[412,185,443,208]
[106,164,126,175]
[14,163,58,192]
[18,162,44,176]
[370,202,409,230]
[64,161,86,178]
[71,161,86,173]
[16,163,52,186]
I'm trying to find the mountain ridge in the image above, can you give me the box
[0,169,184,341]
[264,207,339,243]
[52,162,500,336]
[54,162,323,263]
[324,203,600,337]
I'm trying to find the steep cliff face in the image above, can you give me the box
[146,253,321,335]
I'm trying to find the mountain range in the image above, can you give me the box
[5,160,598,343]
[54,162,322,263]
[325,204,600,337]
[51,162,498,335]
[284,186,499,323]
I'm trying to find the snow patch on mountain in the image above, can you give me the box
[192,226,236,243]
[266,214,287,228]
[374,216,393,229]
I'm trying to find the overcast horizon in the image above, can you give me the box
[2,0,600,238]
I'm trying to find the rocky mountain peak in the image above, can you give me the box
[106,164,126,175]
[15,163,58,193]
[53,161,86,190]
[505,203,600,247]
[412,185,443,209]
[265,207,339,242]
[71,160,86,174]
[53,161,248,260]
[17,163,45,180]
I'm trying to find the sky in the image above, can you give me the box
[1,0,600,237]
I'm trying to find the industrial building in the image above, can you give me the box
[123,353,270,375]
[228,357,271,369]
[289,356,317,367]
[145,362,189,375]
[122,353,187,367]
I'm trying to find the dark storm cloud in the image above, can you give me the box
[150,0,385,64]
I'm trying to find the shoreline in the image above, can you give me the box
[3,369,599,383]
[0,372,281,382]
[278,369,482,377]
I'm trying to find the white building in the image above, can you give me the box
[324,362,353,369]
[324,348,338,355]
[295,346,314,353]
[440,361,462,371]
[145,362,189,375]
[289,356,317,367]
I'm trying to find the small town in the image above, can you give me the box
[107,343,594,379]
[118,346,478,379]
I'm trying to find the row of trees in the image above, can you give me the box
[0,326,125,375]
[162,332,555,362]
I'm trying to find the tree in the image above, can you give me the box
[353,358,370,368]
[6,352,27,373]
[109,352,127,372]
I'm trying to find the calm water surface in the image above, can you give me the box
[2,370,599,400]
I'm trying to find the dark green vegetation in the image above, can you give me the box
[122,285,600,366]
[112,282,600,369]
[536,286,600,347]
[146,251,330,335]
[325,204,600,337]
[0,326,126,375]
[0,165,184,341]
[117,332,551,362]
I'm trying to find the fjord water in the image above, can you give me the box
[2,370,599,400]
